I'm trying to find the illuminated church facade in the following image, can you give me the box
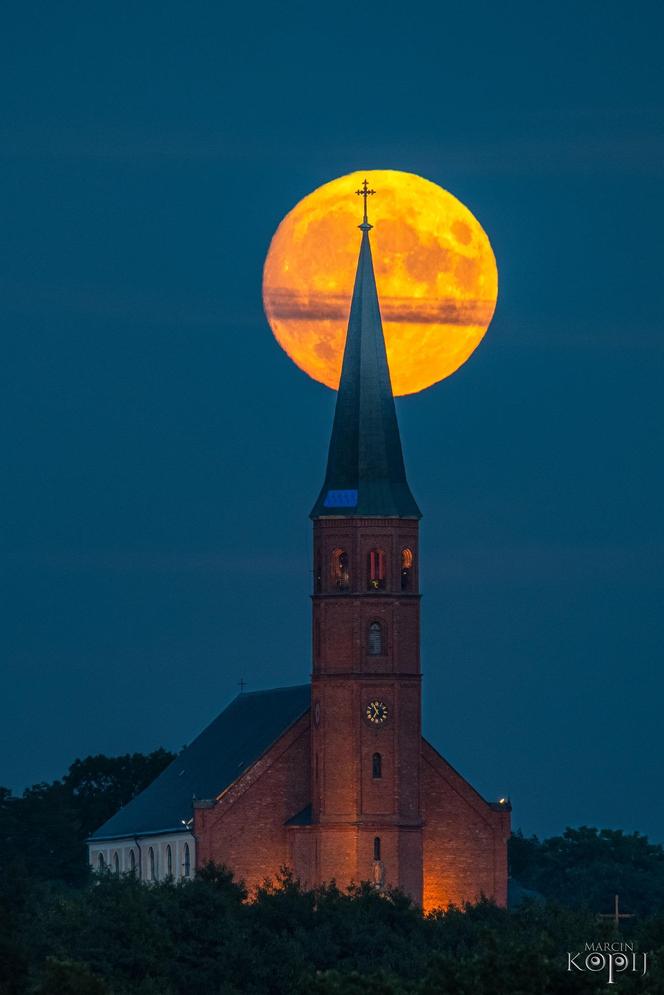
[89,191,510,911]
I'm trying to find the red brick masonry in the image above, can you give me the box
[196,514,509,911]
[195,715,509,912]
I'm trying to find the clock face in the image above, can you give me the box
[365,699,389,725]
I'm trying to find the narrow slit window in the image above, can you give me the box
[148,846,156,881]
[129,849,136,876]
[97,852,105,872]
[368,621,383,656]
[368,549,386,590]
[183,842,191,878]
[166,844,173,877]
[113,852,120,874]
[373,836,381,861]
[372,753,382,779]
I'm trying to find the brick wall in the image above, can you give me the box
[421,739,510,912]
[194,714,310,895]
[195,722,508,912]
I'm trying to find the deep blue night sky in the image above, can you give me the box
[2,2,663,841]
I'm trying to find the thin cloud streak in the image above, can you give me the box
[267,289,495,326]
[2,107,663,176]
[7,543,662,587]
[2,279,262,328]
[6,548,307,575]
[5,278,663,354]
[429,542,663,586]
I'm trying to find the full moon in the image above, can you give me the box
[262,170,498,396]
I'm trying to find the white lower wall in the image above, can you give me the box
[89,832,195,882]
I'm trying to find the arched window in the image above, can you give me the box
[113,852,120,874]
[331,548,350,590]
[367,549,385,590]
[183,842,191,878]
[372,753,382,779]
[148,846,156,881]
[166,844,173,877]
[373,836,381,861]
[97,852,105,872]
[368,621,383,656]
[401,547,414,591]
[129,849,136,876]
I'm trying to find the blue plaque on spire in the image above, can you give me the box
[323,489,358,508]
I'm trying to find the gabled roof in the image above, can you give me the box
[310,220,421,520]
[89,684,310,842]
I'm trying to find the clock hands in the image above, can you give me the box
[366,700,388,724]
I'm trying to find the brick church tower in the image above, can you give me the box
[89,182,510,911]
[308,185,424,902]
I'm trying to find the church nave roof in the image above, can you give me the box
[89,684,310,842]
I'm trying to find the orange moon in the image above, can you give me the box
[262,170,498,396]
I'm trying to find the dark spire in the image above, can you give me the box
[310,182,421,519]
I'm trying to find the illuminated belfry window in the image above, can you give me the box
[373,836,381,861]
[183,842,191,878]
[368,621,383,656]
[372,752,382,779]
[401,547,414,591]
[367,549,385,590]
[331,548,350,590]
[166,844,173,877]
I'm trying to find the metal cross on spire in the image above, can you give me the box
[356,178,375,230]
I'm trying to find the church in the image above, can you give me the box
[88,188,510,912]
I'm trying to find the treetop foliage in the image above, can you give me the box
[2,865,663,995]
[0,749,174,885]
[510,825,664,917]
[2,752,664,993]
